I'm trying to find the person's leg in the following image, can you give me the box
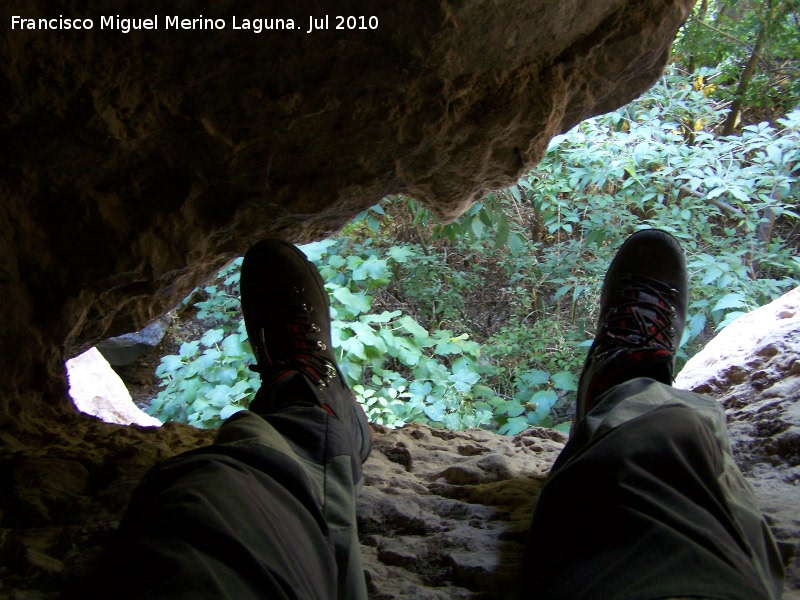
[106,422,338,600]
[101,240,371,600]
[525,379,784,599]
[522,230,784,599]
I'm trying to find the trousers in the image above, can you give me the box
[104,378,784,599]
[523,378,785,599]
[104,401,367,600]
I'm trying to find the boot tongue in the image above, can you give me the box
[248,370,320,415]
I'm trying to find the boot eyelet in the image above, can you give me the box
[316,341,327,350]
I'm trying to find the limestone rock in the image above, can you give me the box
[676,286,800,593]
[66,347,162,427]
[675,286,800,394]
[358,424,564,598]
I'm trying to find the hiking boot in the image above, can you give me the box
[575,229,688,426]
[240,239,371,466]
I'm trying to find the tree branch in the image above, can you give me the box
[679,185,747,218]
[689,16,764,62]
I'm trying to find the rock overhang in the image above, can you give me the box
[1,0,695,385]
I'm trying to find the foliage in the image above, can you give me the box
[516,71,800,363]
[147,258,259,428]
[302,237,496,431]
[674,0,800,125]
[148,71,800,436]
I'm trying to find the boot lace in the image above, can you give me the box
[599,274,678,356]
[248,288,337,389]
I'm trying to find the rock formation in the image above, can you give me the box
[66,347,163,427]
[1,0,716,596]
[2,0,693,419]
[676,286,800,595]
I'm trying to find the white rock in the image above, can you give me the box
[675,286,800,393]
[66,347,162,427]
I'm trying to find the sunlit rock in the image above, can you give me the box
[66,347,162,427]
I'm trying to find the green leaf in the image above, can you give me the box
[367,214,381,233]
[712,293,746,312]
[179,341,200,357]
[551,371,578,392]
[158,354,185,375]
[363,310,401,324]
[298,240,336,262]
[398,315,429,339]
[554,422,572,435]
[219,405,244,420]
[472,385,496,399]
[352,257,389,282]
[728,187,750,203]
[387,246,413,263]
[715,310,748,332]
[221,333,245,357]
[338,359,363,384]
[508,232,525,257]
[499,416,529,436]
[424,401,446,422]
[419,361,450,386]
[449,367,480,392]
[765,144,782,165]
[200,328,225,347]
[350,321,385,351]
[495,220,510,247]
[498,400,526,417]
[554,284,571,301]
[339,336,366,359]
[520,369,550,387]
[531,389,558,420]
[442,413,462,430]
[408,380,432,400]
[688,313,707,340]
[332,287,373,315]
[205,385,232,408]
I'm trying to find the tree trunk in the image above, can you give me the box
[721,22,768,135]
[688,0,710,72]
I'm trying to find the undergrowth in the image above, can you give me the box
[147,70,800,435]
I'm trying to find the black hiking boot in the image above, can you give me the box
[240,239,372,467]
[575,229,688,427]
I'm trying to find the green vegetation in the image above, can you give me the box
[148,9,800,434]
[674,0,800,131]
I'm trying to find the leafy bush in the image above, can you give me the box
[147,258,259,428]
[148,71,800,436]
[673,0,800,124]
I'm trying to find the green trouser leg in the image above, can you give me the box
[217,408,367,600]
[104,396,366,600]
[522,378,784,600]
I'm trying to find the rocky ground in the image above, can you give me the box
[357,424,563,598]
[676,287,800,598]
